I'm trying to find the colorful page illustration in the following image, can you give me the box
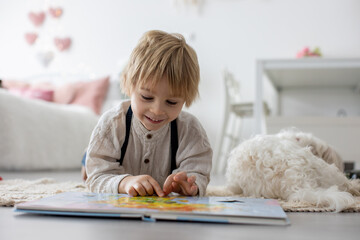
[15,192,290,225]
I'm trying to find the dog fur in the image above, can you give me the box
[208,129,360,212]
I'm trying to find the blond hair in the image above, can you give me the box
[121,30,200,107]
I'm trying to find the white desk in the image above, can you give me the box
[254,58,360,134]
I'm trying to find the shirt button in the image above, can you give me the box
[146,134,152,139]
[144,159,150,164]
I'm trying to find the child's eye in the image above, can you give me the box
[166,100,177,105]
[141,95,153,101]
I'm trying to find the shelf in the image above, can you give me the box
[266,116,360,127]
[262,58,360,90]
[254,58,360,134]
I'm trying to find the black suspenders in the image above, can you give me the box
[117,106,178,173]
[118,106,133,165]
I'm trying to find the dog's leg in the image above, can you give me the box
[288,155,358,212]
[289,186,356,212]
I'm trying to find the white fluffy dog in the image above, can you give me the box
[208,129,360,212]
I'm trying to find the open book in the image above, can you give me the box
[14,192,290,225]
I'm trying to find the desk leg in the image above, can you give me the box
[255,60,265,134]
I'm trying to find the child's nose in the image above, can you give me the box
[150,102,164,115]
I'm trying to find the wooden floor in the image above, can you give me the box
[1,170,359,240]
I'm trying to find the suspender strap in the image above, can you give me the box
[118,105,179,173]
[170,120,178,172]
[118,106,133,165]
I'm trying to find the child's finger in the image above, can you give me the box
[148,177,165,197]
[189,185,198,196]
[171,181,181,193]
[173,171,188,182]
[173,172,194,193]
[187,175,196,184]
[176,179,194,195]
[133,183,147,196]
[163,173,176,195]
[180,183,197,196]
[127,187,138,197]
[141,180,154,196]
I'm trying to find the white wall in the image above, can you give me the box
[1,0,360,163]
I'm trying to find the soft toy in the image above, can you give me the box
[296,46,322,58]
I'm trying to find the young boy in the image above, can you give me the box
[85,30,212,197]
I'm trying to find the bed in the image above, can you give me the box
[0,73,125,171]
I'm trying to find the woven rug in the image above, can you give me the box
[0,178,87,207]
[1,178,359,212]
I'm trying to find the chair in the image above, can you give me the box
[214,70,270,175]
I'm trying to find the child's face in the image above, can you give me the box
[130,76,185,131]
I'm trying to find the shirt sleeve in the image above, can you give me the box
[85,107,130,193]
[174,114,213,196]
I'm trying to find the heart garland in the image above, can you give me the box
[28,12,45,27]
[49,7,63,18]
[26,6,71,67]
[54,37,72,51]
[26,7,72,51]
[24,33,38,45]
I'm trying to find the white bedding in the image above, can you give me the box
[0,89,99,170]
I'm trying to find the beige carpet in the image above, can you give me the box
[0,178,87,207]
[1,178,359,212]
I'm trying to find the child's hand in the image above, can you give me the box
[119,175,165,197]
[163,172,198,196]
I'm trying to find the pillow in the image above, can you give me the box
[10,88,54,102]
[54,76,110,115]
[2,76,110,114]
[2,80,54,102]
[1,79,30,89]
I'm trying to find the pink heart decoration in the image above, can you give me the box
[28,12,45,27]
[25,33,38,45]
[49,7,63,18]
[54,37,71,51]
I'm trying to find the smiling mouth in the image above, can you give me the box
[145,115,164,124]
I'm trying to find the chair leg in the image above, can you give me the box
[218,114,243,174]
[214,108,230,175]
[217,114,233,174]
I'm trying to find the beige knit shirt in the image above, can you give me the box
[85,100,212,196]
